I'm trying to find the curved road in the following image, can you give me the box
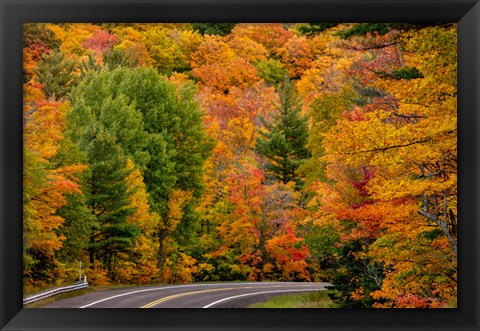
[43,282,329,308]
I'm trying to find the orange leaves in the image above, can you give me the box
[309,25,457,306]
[23,83,88,260]
[266,227,310,280]
[191,34,236,67]
[226,35,268,63]
[27,160,86,255]
[191,35,257,92]
[24,86,66,159]
[200,82,277,130]
[230,24,293,56]
[296,33,356,105]
[193,58,258,92]
[218,168,309,280]
[277,36,314,78]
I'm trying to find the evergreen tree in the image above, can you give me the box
[297,23,339,36]
[256,78,309,189]
[23,23,60,50]
[69,67,211,271]
[34,50,77,100]
[23,23,61,82]
[327,239,385,308]
[103,48,138,70]
[79,53,101,78]
[335,23,448,40]
[84,129,138,275]
[192,23,236,36]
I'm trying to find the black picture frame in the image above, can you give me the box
[1,0,479,330]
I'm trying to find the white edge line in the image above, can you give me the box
[202,288,325,308]
[78,282,328,308]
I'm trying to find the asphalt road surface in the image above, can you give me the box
[43,282,330,308]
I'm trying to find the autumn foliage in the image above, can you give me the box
[23,23,457,308]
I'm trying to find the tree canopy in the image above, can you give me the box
[23,23,457,308]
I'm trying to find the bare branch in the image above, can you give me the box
[343,139,429,155]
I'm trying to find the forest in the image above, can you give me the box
[23,23,457,308]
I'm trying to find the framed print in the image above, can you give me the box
[1,0,479,330]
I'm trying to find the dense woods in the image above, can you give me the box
[23,23,457,308]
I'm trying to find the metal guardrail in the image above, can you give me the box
[23,279,88,305]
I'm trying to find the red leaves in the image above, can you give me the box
[351,166,375,199]
[393,293,442,308]
[82,30,120,53]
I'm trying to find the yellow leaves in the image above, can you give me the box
[48,24,101,58]
[112,27,153,66]
[198,262,215,273]
[24,83,85,256]
[125,159,158,233]
[24,90,69,160]
[84,261,111,286]
[223,117,257,156]
[167,71,189,85]
[368,228,456,308]
[161,189,192,233]
[190,34,236,68]
[230,24,293,55]
[305,25,457,305]
[402,25,457,87]
[351,288,366,301]
[227,35,268,63]
[161,251,198,284]
[296,55,355,105]
[142,27,202,72]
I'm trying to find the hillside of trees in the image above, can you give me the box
[23,23,457,308]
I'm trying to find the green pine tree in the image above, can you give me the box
[192,23,236,36]
[84,129,138,275]
[256,78,309,189]
[103,48,138,70]
[34,50,77,100]
[327,239,385,308]
[297,23,339,36]
[69,67,212,271]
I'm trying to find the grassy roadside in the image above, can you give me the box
[23,284,138,308]
[248,290,336,308]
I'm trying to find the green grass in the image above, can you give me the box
[248,290,336,308]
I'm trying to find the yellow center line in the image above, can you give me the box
[140,287,250,308]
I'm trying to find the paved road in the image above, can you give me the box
[43,282,329,308]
